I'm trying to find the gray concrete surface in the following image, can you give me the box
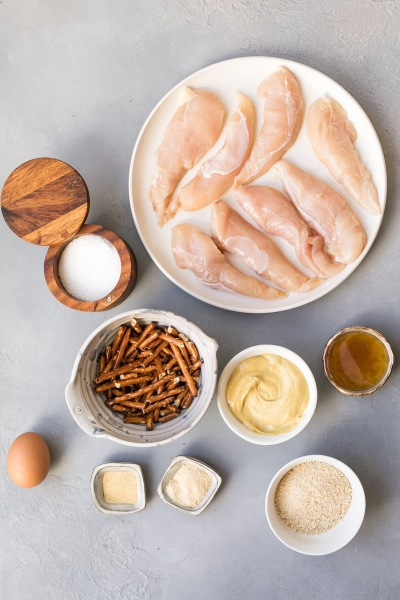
[1,1,400,598]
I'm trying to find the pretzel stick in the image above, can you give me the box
[143,387,185,405]
[158,413,179,423]
[111,326,126,356]
[189,360,203,373]
[180,343,191,367]
[103,354,117,374]
[154,356,163,376]
[153,407,160,422]
[174,388,188,407]
[164,325,180,337]
[138,330,160,349]
[125,342,139,359]
[109,375,174,402]
[99,354,106,374]
[95,363,144,384]
[110,405,128,413]
[105,346,112,363]
[96,375,152,393]
[171,345,198,397]
[165,357,177,371]
[182,392,194,409]
[130,318,143,334]
[124,416,147,424]
[146,413,154,431]
[114,328,131,370]
[185,340,199,363]
[142,341,168,367]
[159,333,185,347]
[114,376,152,388]
[143,397,175,413]
[120,401,146,409]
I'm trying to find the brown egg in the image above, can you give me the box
[7,432,50,488]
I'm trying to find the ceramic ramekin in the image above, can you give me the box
[217,345,317,445]
[65,309,218,447]
[265,455,366,555]
[157,455,221,516]
[91,462,146,515]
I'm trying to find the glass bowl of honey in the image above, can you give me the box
[323,326,394,396]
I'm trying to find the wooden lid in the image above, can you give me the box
[1,158,89,246]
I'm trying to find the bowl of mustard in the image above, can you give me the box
[217,345,318,445]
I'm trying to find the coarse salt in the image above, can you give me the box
[58,234,121,301]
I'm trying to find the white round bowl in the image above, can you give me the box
[65,309,218,447]
[217,345,317,445]
[265,455,366,555]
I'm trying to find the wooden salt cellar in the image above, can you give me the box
[1,158,137,311]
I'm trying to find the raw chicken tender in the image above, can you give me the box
[236,185,344,279]
[234,67,303,187]
[307,98,380,215]
[168,93,254,217]
[275,161,367,264]
[210,202,321,293]
[171,224,286,299]
[149,87,225,226]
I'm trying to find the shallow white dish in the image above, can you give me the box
[265,455,366,555]
[129,56,386,313]
[65,309,218,447]
[91,462,146,515]
[217,345,317,445]
[157,455,221,516]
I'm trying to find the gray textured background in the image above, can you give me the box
[1,1,400,599]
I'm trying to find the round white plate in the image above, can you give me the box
[129,57,386,313]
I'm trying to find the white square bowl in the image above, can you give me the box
[158,455,221,516]
[91,462,146,515]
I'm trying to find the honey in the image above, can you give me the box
[326,329,391,393]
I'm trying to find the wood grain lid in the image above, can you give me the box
[1,157,90,246]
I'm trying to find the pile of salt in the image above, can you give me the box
[58,235,121,301]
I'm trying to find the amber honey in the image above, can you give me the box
[326,329,391,393]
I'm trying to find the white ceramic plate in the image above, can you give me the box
[265,455,366,555]
[129,56,386,313]
[217,345,317,445]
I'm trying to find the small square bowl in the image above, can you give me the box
[158,456,221,516]
[91,462,146,515]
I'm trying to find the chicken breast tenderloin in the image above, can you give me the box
[171,223,287,299]
[274,160,367,264]
[210,201,321,293]
[307,98,380,215]
[149,87,225,226]
[167,93,254,218]
[234,67,303,188]
[236,185,345,279]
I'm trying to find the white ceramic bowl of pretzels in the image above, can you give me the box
[65,309,218,446]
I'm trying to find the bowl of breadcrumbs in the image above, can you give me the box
[265,455,365,555]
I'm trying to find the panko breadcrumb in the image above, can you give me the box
[275,461,352,535]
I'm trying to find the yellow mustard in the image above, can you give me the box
[226,354,309,435]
